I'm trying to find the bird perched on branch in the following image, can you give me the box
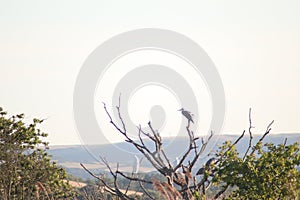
[205,157,215,168]
[196,157,216,175]
[178,108,194,123]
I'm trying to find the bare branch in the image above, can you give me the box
[189,131,213,170]
[138,181,155,200]
[100,98,233,199]
[116,171,152,184]
[174,123,196,172]
[214,184,229,199]
[117,94,126,134]
[103,102,126,135]
[80,163,118,197]
[243,108,254,160]
[250,120,274,156]
[99,157,133,199]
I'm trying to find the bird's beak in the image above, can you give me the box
[177,109,181,111]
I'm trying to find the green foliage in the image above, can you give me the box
[212,140,300,199]
[0,107,75,199]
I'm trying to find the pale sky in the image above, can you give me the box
[0,0,300,145]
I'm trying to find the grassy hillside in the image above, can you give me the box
[49,133,299,179]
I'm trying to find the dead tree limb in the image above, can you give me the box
[100,97,215,199]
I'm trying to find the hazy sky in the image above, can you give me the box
[1,0,300,145]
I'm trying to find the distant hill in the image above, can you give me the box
[49,133,299,179]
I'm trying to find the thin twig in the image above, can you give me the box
[116,171,152,184]
[250,120,274,156]
[138,181,155,200]
[243,108,254,160]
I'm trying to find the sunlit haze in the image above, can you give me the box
[1,1,300,145]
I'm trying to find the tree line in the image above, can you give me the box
[0,105,299,199]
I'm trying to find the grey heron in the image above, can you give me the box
[178,108,194,123]
[196,167,205,175]
[196,158,216,175]
[205,157,215,168]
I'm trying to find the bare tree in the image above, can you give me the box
[81,98,275,200]
[80,96,218,200]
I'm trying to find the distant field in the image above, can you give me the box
[49,133,300,179]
